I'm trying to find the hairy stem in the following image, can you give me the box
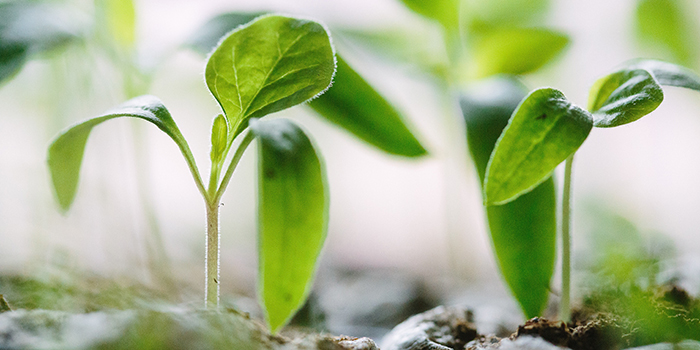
[560,155,574,322]
[205,200,220,308]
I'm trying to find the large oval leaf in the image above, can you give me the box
[635,0,698,67]
[205,15,336,139]
[469,28,569,79]
[626,58,700,91]
[47,95,196,211]
[250,118,328,333]
[588,68,664,127]
[462,78,556,318]
[485,88,592,205]
[309,56,427,157]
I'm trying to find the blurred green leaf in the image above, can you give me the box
[99,0,136,49]
[47,96,193,211]
[399,0,460,30]
[205,15,335,139]
[635,0,698,67]
[462,78,556,318]
[627,58,700,91]
[0,1,82,84]
[210,114,228,164]
[469,28,569,79]
[185,12,265,54]
[485,88,592,205]
[464,0,550,30]
[588,68,664,127]
[309,56,427,157]
[250,118,328,334]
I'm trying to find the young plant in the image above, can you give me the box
[483,59,700,322]
[47,14,336,333]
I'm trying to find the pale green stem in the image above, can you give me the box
[215,131,256,203]
[202,131,256,309]
[205,200,220,308]
[560,155,574,323]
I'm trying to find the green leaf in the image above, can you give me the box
[626,58,700,91]
[185,12,265,54]
[464,0,550,30]
[0,2,81,84]
[469,28,569,79]
[635,0,698,67]
[462,78,556,318]
[309,56,427,157]
[485,88,593,205]
[398,0,460,30]
[48,95,195,211]
[588,68,664,127]
[250,118,328,333]
[205,15,336,139]
[99,0,136,49]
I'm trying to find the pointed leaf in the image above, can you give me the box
[250,118,328,333]
[309,56,427,157]
[399,0,460,30]
[48,95,193,211]
[626,58,700,91]
[205,15,336,139]
[469,28,569,79]
[588,68,664,127]
[485,88,592,205]
[462,78,556,318]
[635,0,698,67]
[185,12,266,54]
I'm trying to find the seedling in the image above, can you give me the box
[484,59,700,322]
[47,14,336,332]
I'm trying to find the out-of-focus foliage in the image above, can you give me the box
[398,0,460,31]
[578,209,700,345]
[308,57,427,157]
[0,1,84,84]
[97,0,136,50]
[185,12,264,54]
[468,28,568,79]
[461,78,556,318]
[635,0,699,67]
[463,0,550,31]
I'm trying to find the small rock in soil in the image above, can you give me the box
[381,305,477,350]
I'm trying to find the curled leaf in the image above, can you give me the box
[48,95,196,211]
[588,68,664,127]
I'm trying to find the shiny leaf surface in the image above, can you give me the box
[485,88,592,205]
[588,68,664,127]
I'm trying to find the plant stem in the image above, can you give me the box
[205,200,220,308]
[560,155,574,323]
